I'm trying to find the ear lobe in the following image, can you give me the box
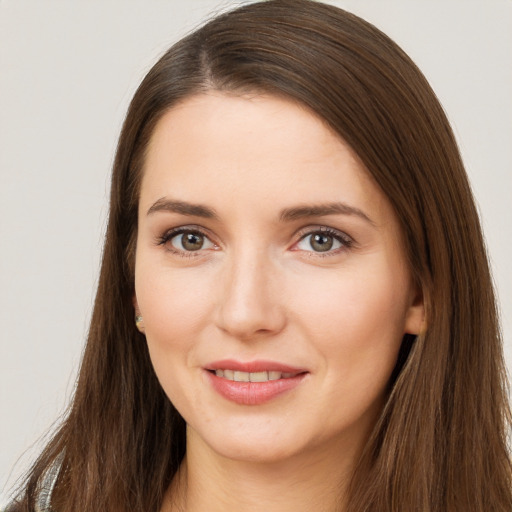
[404,287,426,335]
[132,295,146,334]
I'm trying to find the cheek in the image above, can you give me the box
[294,264,409,426]
[292,260,410,383]
[137,265,212,342]
[134,265,216,401]
[135,270,213,418]
[298,266,408,338]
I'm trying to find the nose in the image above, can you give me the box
[214,250,287,341]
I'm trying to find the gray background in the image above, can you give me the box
[1,0,511,504]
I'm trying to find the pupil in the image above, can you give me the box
[183,233,203,251]
[311,233,333,252]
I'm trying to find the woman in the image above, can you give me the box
[7,0,511,511]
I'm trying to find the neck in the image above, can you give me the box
[164,428,362,512]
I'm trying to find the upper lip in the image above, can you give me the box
[205,359,307,374]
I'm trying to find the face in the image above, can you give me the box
[134,92,424,464]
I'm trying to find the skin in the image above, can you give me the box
[134,92,424,512]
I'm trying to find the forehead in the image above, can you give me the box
[140,92,390,223]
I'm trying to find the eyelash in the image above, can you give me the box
[156,225,354,258]
[156,226,215,258]
[293,226,354,257]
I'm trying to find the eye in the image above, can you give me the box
[294,229,352,253]
[159,228,215,253]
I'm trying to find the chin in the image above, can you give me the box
[189,423,313,464]
[214,440,303,464]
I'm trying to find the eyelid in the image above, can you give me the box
[291,225,354,253]
[156,225,219,255]
[155,224,354,256]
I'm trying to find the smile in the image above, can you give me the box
[205,361,308,405]
[213,369,298,382]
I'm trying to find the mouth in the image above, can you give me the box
[209,369,303,382]
[204,360,308,405]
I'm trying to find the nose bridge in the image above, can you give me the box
[216,243,286,339]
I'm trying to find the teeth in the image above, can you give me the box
[213,370,298,382]
[249,371,268,382]
[233,371,250,382]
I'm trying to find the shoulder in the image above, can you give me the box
[3,454,63,512]
[35,456,62,512]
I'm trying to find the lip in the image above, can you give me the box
[205,359,308,406]
[206,359,307,374]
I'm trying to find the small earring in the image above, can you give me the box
[135,315,144,332]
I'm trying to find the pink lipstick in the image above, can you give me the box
[205,359,308,405]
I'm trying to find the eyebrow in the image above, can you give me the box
[147,197,374,225]
[279,202,375,225]
[147,198,219,219]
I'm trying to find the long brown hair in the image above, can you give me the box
[12,1,511,511]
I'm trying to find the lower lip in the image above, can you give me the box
[206,371,307,405]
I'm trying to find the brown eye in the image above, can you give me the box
[295,230,348,254]
[310,233,334,252]
[170,231,214,252]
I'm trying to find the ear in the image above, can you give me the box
[132,295,146,334]
[404,285,426,335]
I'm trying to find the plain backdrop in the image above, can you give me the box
[1,0,511,504]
